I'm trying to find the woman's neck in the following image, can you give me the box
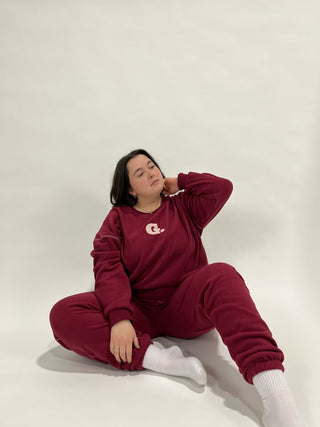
[134,196,162,213]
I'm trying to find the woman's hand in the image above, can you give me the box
[110,319,140,364]
[163,177,179,195]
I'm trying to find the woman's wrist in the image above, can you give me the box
[111,319,131,329]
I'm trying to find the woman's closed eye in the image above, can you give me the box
[137,165,155,177]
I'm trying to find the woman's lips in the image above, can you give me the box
[151,179,160,186]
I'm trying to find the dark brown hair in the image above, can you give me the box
[110,149,165,207]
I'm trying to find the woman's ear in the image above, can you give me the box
[128,188,136,197]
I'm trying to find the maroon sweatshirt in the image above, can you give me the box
[91,172,233,328]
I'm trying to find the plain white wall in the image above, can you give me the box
[0,0,319,347]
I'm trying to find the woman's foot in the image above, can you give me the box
[253,370,304,427]
[142,344,207,385]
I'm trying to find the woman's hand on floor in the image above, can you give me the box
[110,319,140,364]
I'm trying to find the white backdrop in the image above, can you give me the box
[1,1,319,426]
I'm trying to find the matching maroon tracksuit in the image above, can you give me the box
[50,172,284,383]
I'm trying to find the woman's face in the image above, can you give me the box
[127,154,164,200]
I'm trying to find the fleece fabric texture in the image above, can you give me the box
[50,172,284,382]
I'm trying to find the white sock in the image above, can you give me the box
[142,344,207,386]
[253,370,304,427]
[152,341,166,349]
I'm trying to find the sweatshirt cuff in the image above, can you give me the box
[177,173,187,190]
[108,308,134,328]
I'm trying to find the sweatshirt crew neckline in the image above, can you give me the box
[129,195,168,216]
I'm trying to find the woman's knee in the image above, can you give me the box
[207,262,244,281]
[49,296,73,334]
[50,292,99,329]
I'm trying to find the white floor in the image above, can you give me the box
[1,276,318,427]
[1,1,320,426]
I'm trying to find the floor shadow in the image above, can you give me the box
[154,331,263,426]
[37,331,263,425]
[37,343,207,393]
[37,344,137,377]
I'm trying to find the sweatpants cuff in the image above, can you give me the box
[245,360,285,384]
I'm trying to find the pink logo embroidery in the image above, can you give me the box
[146,223,165,235]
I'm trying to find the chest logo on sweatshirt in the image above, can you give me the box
[146,223,165,235]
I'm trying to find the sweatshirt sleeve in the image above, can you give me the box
[177,172,233,229]
[90,208,134,328]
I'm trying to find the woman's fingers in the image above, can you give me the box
[112,346,121,363]
[126,335,140,363]
[133,335,140,349]
[126,343,132,364]
[111,341,136,364]
[110,322,140,364]
[119,346,127,364]
[162,177,179,195]
[111,343,127,363]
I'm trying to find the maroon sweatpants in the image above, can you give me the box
[50,262,284,384]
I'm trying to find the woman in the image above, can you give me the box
[50,149,302,427]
